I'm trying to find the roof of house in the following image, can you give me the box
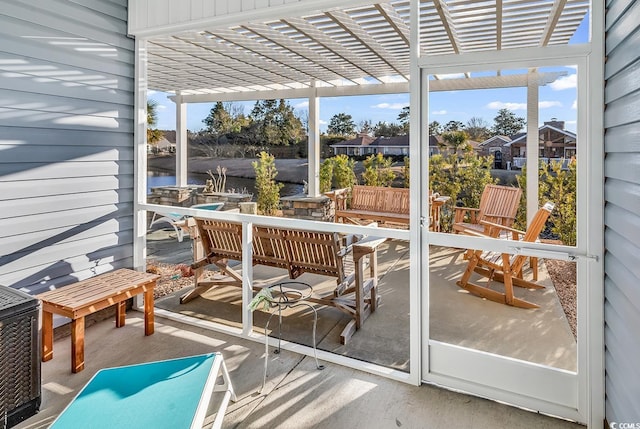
[330,135,377,147]
[505,124,577,146]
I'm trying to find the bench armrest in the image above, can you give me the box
[454,206,480,224]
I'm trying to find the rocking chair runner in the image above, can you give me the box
[456,202,555,309]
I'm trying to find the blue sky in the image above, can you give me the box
[149,14,588,135]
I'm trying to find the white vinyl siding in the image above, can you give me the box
[0,0,134,294]
[604,0,640,422]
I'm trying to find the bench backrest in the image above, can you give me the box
[351,185,409,215]
[195,218,345,282]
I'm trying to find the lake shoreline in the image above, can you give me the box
[147,155,311,184]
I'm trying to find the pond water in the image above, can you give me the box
[147,169,304,198]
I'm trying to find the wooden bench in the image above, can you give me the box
[181,218,385,344]
[37,269,160,373]
[327,185,410,225]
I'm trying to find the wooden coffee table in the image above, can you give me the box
[37,269,160,373]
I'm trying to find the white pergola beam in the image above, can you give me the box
[175,94,188,187]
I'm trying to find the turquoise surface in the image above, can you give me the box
[51,354,217,429]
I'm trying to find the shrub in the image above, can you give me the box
[319,155,357,192]
[362,153,396,187]
[403,156,410,188]
[252,151,284,216]
[429,153,496,232]
[515,159,576,245]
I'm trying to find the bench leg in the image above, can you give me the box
[116,301,126,327]
[71,317,85,373]
[42,311,54,362]
[144,288,155,336]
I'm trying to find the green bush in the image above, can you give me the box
[515,160,576,245]
[403,156,410,188]
[362,153,396,187]
[429,153,496,232]
[252,151,284,216]
[319,155,357,192]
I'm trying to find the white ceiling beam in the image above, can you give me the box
[165,71,569,103]
[375,3,410,46]
[540,0,568,46]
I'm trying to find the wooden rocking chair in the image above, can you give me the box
[453,184,522,235]
[456,202,555,309]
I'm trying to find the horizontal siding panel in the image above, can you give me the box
[0,202,133,238]
[0,175,134,200]
[0,71,133,107]
[603,253,640,317]
[605,280,640,342]
[9,0,130,47]
[0,230,134,280]
[68,0,128,21]
[604,179,640,215]
[603,57,640,104]
[604,0,640,51]
[603,229,640,290]
[603,90,640,128]
[0,162,133,182]
[1,216,133,263]
[605,0,635,31]
[0,20,133,78]
[14,258,133,296]
[0,126,133,148]
[0,56,134,94]
[0,146,133,163]
[0,243,133,293]
[603,122,640,152]
[604,360,640,423]
[0,108,133,133]
[1,189,134,218]
[604,28,640,79]
[604,152,640,184]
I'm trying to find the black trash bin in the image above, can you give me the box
[0,286,41,428]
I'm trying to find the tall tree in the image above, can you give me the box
[492,108,526,136]
[358,120,374,136]
[429,121,442,135]
[373,121,403,137]
[203,102,248,135]
[397,106,410,134]
[247,99,304,145]
[146,100,163,144]
[327,113,356,137]
[443,120,464,132]
[464,116,491,141]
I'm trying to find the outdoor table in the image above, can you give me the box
[50,353,236,429]
[259,281,324,391]
[37,269,159,373]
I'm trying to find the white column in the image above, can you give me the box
[308,85,320,197]
[175,93,188,187]
[133,38,148,308]
[526,73,540,225]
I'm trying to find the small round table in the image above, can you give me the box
[261,281,324,392]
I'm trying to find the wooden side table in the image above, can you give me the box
[37,269,160,373]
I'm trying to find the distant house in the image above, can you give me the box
[477,119,576,169]
[148,131,176,154]
[330,135,451,157]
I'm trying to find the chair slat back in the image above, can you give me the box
[252,226,290,270]
[478,184,522,226]
[196,219,243,261]
[510,202,555,272]
[351,185,410,214]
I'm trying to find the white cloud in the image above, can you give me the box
[294,101,309,109]
[156,104,167,109]
[571,99,577,110]
[371,102,409,109]
[549,74,577,90]
[565,120,577,125]
[487,101,527,110]
[147,90,157,96]
[538,101,562,109]
[432,110,447,115]
[319,119,328,125]
[487,101,562,110]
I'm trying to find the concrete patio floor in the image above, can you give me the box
[16,312,584,429]
[149,228,577,373]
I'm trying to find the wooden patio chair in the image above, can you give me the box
[453,184,522,235]
[456,202,555,309]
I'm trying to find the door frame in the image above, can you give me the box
[415,45,604,425]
